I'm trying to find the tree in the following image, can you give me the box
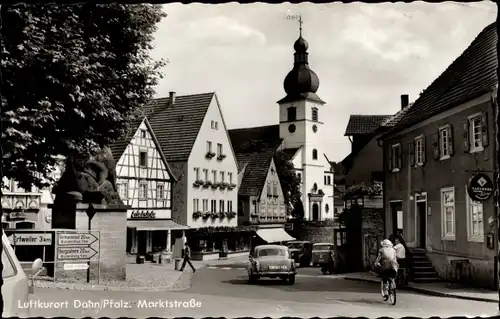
[274,150,302,219]
[1,4,166,190]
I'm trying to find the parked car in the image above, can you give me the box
[248,244,296,284]
[2,230,42,317]
[286,240,312,267]
[312,242,336,273]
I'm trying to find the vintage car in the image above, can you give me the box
[312,242,335,270]
[248,244,297,284]
[286,240,312,267]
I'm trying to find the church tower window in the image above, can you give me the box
[312,107,318,122]
[312,149,318,160]
[287,107,297,121]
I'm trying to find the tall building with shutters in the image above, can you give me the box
[377,22,497,288]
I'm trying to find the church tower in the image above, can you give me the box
[277,18,332,221]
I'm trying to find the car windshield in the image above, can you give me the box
[258,248,288,257]
[286,243,302,249]
[313,244,333,251]
[2,241,16,278]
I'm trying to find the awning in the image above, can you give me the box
[256,228,295,243]
[127,220,189,231]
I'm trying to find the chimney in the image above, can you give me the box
[400,94,409,109]
[169,91,176,107]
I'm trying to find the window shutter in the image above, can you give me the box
[387,148,393,171]
[447,125,454,155]
[481,112,489,147]
[397,145,402,169]
[409,142,415,167]
[432,133,440,160]
[462,118,469,152]
[421,136,426,164]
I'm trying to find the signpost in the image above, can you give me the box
[11,233,52,246]
[86,204,96,283]
[54,229,100,284]
[64,263,89,271]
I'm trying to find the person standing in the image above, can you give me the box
[393,236,406,284]
[179,242,196,273]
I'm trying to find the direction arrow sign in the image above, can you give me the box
[64,263,89,270]
[57,247,98,260]
[58,233,98,246]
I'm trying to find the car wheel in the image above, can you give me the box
[288,275,295,285]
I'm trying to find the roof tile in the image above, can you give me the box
[387,22,497,135]
[344,115,390,136]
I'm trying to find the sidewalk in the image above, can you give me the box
[344,272,498,303]
[33,256,241,292]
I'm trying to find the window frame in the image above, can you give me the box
[312,149,318,160]
[194,167,200,180]
[207,141,212,153]
[193,198,199,212]
[139,150,148,167]
[414,135,424,166]
[312,107,318,122]
[391,143,401,172]
[441,187,456,240]
[465,186,484,242]
[139,181,148,200]
[157,183,165,200]
[439,125,450,160]
[468,112,484,153]
[217,143,223,156]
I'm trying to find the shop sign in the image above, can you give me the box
[467,173,493,202]
[8,211,26,220]
[130,210,156,219]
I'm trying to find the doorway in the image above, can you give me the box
[312,203,319,221]
[137,231,147,255]
[416,201,427,249]
[390,201,403,237]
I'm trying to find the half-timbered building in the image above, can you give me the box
[110,117,187,258]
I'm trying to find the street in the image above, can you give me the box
[27,264,498,318]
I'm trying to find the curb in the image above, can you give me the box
[344,277,497,303]
[33,271,190,292]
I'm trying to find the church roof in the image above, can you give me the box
[228,125,282,153]
[344,115,390,136]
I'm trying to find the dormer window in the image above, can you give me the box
[312,107,318,122]
[312,149,318,160]
[287,107,297,122]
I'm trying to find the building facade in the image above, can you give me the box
[380,23,497,288]
[145,92,240,260]
[110,117,186,257]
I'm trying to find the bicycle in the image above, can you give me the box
[380,277,397,305]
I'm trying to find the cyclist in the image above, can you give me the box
[374,239,399,301]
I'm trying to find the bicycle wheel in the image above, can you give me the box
[389,280,397,305]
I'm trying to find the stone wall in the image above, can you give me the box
[73,204,127,281]
[427,252,495,289]
[289,220,336,243]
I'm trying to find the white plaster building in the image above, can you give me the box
[145,92,240,260]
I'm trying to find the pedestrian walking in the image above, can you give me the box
[179,242,196,273]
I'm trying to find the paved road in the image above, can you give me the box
[24,264,497,318]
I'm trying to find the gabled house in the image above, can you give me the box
[144,92,242,260]
[110,116,186,257]
[378,22,497,288]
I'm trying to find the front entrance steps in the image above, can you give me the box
[409,248,441,283]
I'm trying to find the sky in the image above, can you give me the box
[150,2,497,162]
